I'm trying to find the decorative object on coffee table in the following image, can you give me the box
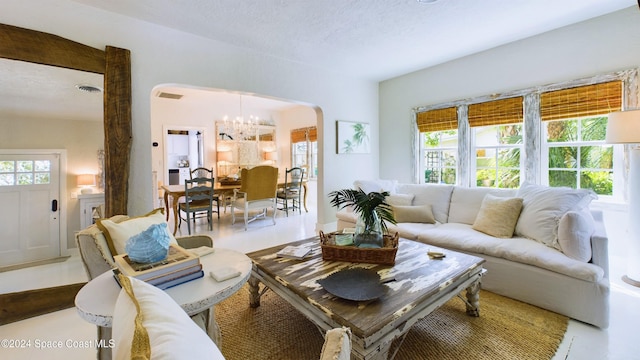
[328,188,396,248]
[319,231,399,265]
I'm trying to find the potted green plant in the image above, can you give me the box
[329,189,396,248]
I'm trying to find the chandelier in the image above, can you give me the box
[218,95,258,140]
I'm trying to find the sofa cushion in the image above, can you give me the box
[386,222,437,241]
[558,209,595,262]
[386,193,414,206]
[353,179,397,194]
[97,208,178,256]
[417,223,604,283]
[448,187,517,225]
[396,184,454,223]
[77,215,130,268]
[515,182,596,249]
[112,275,223,360]
[472,195,523,238]
[392,205,435,224]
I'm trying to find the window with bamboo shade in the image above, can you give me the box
[290,126,317,143]
[540,81,622,121]
[468,96,524,127]
[416,107,457,133]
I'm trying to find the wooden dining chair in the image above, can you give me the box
[179,177,215,234]
[190,167,221,218]
[277,167,305,216]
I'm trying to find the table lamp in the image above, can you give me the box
[606,109,640,287]
[77,174,96,194]
[217,150,233,176]
[264,150,277,164]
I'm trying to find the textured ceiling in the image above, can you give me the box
[3,0,636,122]
[74,0,636,81]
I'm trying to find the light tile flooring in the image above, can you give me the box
[1,182,639,359]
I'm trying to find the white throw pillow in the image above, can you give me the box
[96,208,177,256]
[558,209,595,262]
[515,182,596,249]
[472,195,523,238]
[112,275,223,360]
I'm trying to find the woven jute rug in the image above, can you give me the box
[215,285,568,360]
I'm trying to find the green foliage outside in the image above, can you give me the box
[547,116,612,195]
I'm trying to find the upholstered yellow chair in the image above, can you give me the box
[231,166,279,230]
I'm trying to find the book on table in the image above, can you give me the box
[113,244,201,281]
[276,245,311,260]
[112,267,204,290]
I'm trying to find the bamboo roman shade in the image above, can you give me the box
[540,81,622,121]
[416,107,458,132]
[291,126,317,143]
[468,96,524,127]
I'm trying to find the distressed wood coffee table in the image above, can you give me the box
[247,237,485,360]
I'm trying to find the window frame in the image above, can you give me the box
[419,130,458,185]
[541,115,622,201]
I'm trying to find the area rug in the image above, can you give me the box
[0,282,85,325]
[215,285,568,360]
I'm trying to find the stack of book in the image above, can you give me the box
[113,244,204,290]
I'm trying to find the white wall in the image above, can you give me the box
[1,0,380,226]
[379,7,640,183]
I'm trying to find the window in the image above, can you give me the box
[540,81,623,197]
[422,130,458,184]
[0,160,51,186]
[474,124,523,188]
[470,97,524,189]
[417,107,458,184]
[291,126,317,179]
[543,116,614,195]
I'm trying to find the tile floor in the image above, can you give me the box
[1,182,639,359]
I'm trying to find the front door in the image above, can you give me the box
[0,153,61,267]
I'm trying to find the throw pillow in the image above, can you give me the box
[112,275,223,360]
[385,193,414,206]
[319,327,352,360]
[557,209,595,262]
[472,194,523,238]
[515,182,596,249]
[97,208,177,256]
[392,205,435,224]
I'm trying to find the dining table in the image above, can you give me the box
[161,179,308,234]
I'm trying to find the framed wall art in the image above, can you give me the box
[336,120,370,154]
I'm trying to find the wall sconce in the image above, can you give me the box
[77,174,96,194]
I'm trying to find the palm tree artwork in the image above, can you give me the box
[337,121,370,154]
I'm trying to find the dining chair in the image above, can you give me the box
[179,177,215,234]
[231,165,279,231]
[277,167,305,216]
[190,167,221,218]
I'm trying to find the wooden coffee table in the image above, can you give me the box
[247,237,485,360]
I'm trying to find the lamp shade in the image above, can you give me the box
[264,151,277,161]
[606,110,640,144]
[77,174,96,186]
[217,150,233,162]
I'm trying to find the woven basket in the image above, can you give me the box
[319,231,399,265]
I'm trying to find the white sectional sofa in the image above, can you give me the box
[335,180,610,328]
